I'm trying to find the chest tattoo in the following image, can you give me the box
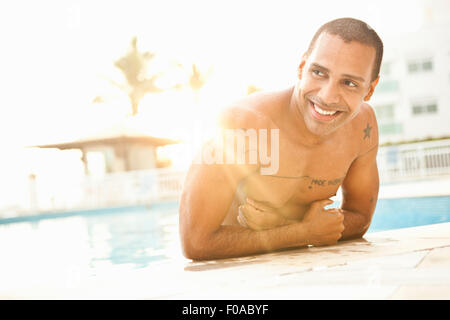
[308,177,345,189]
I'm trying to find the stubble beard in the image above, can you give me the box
[298,93,342,137]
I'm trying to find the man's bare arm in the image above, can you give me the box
[179,158,345,260]
[179,105,345,260]
[339,145,379,239]
[340,105,380,239]
[178,107,308,260]
[179,162,313,260]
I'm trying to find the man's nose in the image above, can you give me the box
[317,81,340,106]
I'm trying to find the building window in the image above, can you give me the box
[375,104,402,135]
[379,123,403,135]
[381,62,391,76]
[422,60,433,71]
[408,62,419,73]
[426,103,437,113]
[376,80,399,92]
[411,101,438,115]
[407,58,433,73]
[412,105,423,114]
[375,104,395,121]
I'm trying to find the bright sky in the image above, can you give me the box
[0,0,427,146]
[0,0,431,209]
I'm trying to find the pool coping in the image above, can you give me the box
[2,221,450,300]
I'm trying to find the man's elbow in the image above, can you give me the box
[342,217,372,240]
[180,225,213,261]
[180,236,203,260]
[342,229,367,241]
[355,221,370,238]
[350,229,368,240]
[358,214,374,238]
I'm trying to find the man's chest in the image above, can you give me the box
[241,141,357,218]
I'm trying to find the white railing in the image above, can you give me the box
[377,139,450,182]
[49,138,450,211]
[20,168,186,214]
[81,168,186,209]
[4,139,450,217]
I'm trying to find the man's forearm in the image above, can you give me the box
[340,209,371,240]
[186,223,310,260]
[265,208,369,241]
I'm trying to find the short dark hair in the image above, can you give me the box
[306,17,383,81]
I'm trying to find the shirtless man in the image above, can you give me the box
[179,18,382,260]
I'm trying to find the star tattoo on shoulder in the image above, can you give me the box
[363,123,372,139]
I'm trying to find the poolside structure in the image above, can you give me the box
[33,120,179,174]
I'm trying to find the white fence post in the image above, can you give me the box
[377,139,450,183]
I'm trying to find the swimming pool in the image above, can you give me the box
[368,195,450,232]
[0,196,449,274]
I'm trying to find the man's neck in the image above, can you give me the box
[287,85,331,147]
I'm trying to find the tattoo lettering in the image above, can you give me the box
[308,177,345,189]
[328,177,344,185]
[311,179,326,186]
[363,123,372,140]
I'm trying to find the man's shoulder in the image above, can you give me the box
[351,103,379,156]
[353,103,377,126]
[218,89,289,130]
[217,104,267,130]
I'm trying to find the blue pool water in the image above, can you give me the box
[0,202,180,274]
[1,196,450,273]
[368,196,450,232]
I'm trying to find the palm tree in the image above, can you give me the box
[95,37,164,116]
[189,64,207,92]
[246,84,262,95]
[93,38,213,115]
[173,63,212,101]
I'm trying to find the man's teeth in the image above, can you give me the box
[313,103,337,116]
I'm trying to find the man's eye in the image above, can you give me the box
[344,80,357,87]
[312,69,324,77]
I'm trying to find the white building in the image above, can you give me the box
[371,0,450,145]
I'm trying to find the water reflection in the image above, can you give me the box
[0,202,180,280]
[2,196,449,277]
[83,202,180,270]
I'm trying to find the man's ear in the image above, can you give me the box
[364,76,380,101]
[298,54,307,80]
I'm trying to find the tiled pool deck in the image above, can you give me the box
[2,221,449,300]
[1,177,450,300]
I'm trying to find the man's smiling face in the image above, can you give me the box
[296,32,379,137]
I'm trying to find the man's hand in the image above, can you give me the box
[239,198,344,246]
[301,199,344,246]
